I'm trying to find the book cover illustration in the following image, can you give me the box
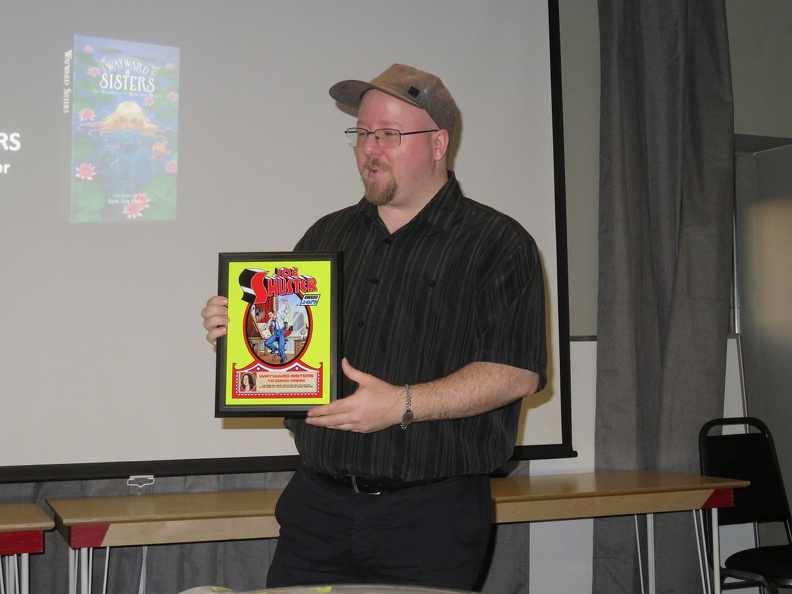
[70,35,179,222]
[217,253,342,416]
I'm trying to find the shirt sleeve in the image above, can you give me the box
[475,229,548,391]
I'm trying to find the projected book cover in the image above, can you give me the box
[69,35,179,222]
[216,252,343,417]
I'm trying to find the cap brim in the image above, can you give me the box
[329,79,422,111]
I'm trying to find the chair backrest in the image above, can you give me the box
[699,417,792,533]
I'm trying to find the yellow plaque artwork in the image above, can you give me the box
[215,252,342,416]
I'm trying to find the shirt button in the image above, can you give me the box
[371,278,379,285]
[429,280,437,288]
[357,320,365,327]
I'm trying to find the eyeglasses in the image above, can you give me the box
[345,127,439,149]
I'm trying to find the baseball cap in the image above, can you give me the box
[329,64,457,138]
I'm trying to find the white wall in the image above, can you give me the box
[727,0,792,138]
[529,341,597,592]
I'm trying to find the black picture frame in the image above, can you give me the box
[215,251,343,417]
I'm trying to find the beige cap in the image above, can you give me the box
[329,63,457,138]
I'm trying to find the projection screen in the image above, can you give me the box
[0,0,572,481]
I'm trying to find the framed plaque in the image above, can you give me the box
[215,251,342,417]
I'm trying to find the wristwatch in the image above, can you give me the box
[400,384,413,430]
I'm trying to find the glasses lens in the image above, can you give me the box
[345,128,365,147]
[376,129,401,148]
[345,128,404,148]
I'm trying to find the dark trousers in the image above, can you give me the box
[267,466,492,590]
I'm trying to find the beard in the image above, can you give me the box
[361,158,397,206]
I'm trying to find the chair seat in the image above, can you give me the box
[725,545,792,583]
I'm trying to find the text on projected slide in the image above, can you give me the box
[0,132,20,175]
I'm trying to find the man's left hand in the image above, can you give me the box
[304,358,404,433]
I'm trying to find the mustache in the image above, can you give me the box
[363,158,390,172]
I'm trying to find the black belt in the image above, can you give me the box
[313,471,447,494]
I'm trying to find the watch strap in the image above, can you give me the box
[400,384,413,430]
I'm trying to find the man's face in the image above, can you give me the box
[354,90,440,208]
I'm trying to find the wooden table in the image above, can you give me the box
[491,470,747,594]
[48,470,747,594]
[491,469,741,521]
[0,502,55,594]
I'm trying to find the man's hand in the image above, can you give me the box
[305,358,404,433]
[201,295,229,345]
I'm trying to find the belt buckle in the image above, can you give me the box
[350,475,380,495]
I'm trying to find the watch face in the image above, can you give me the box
[401,410,414,429]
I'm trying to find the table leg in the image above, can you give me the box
[711,509,721,594]
[693,510,711,594]
[68,548,76,594]
[80,548,91,594]
[7,555,18,594]
[19,554,28,594]
[647,514,655,594]
[102,548,110,594]
[2,555,16,594]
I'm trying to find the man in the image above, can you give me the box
[263,301,290,363]
[202,63,547,590]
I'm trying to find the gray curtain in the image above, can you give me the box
[479,461,532,594]
[594,1,734,592]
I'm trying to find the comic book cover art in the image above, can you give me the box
[69,35,179,222]
[216,252,343,417]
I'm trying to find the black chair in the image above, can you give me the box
[699,417,792,592]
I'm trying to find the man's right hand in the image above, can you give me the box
[201,295,229,345]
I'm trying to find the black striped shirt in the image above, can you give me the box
[284,172,547,480]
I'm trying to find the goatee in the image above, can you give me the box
[362,158,397,206]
